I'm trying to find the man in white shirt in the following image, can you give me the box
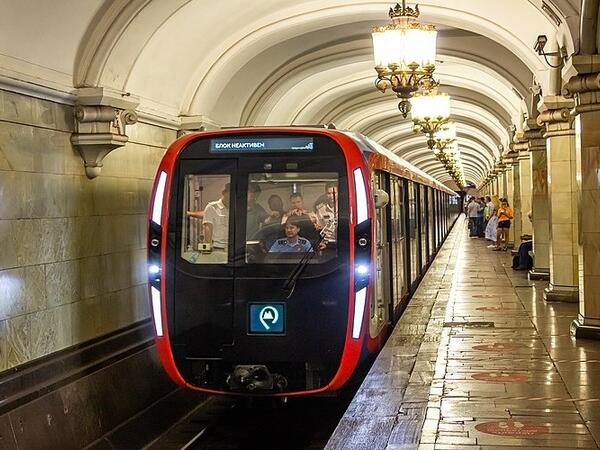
[315,183,338,247]
[203,183,230,250]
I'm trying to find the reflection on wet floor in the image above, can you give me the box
[327,216,600,450]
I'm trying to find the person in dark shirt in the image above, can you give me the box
[246,183,268,237]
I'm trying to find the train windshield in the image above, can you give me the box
[180,171,339,265]
[245,172,338,263]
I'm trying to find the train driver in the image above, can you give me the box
[268,216,313,253]
[202,183,230,251]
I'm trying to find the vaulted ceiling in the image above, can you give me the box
[0,0,581,188]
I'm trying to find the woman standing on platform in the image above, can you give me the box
[485,195,499,243]
[494,198,513,251]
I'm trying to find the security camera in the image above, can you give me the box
[534,35,548,55]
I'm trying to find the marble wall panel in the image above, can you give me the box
[100,142,166,180]
[0,266,46,321]
[127,121,177,149]
[550,160,575,194]
[581,232,600,276]
[0,320,7,372]
[580,190,600,233]
[45,260,81,307]
[0,91,171,371]
[5,304,72,367]
[99,214,146,255]
[551,192,576,224]
[0,123,82,175]
[0,221,18,270]
[551,254,577,286]
[552,223,576,254]
[70,295,111,345]
[581,275,600,318]
[91,177,152,216]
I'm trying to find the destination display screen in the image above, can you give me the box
[209,137,314,153]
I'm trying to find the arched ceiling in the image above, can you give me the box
[0,0,579,188]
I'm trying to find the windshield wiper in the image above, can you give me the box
[281,232,325,299]
[282,190,337,298]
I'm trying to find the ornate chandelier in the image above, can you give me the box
[411,91,450,147]
[372,1,438,117]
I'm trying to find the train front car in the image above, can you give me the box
[148,129,374,396]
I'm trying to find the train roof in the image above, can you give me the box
[183,126,458,196]
[340,131,458,196]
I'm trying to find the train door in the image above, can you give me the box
[175,160,237,358]
[389,175,407,317]
[370,171,391,336]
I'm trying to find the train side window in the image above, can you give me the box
[245,172,339,263]
[181,174,231,264]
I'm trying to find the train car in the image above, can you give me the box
[148,127,460,396]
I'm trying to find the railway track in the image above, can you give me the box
[146,393,353,450]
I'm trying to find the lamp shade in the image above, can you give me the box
[410,93,450,121]
[372,25,437,68]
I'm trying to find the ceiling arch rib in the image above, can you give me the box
[66,0,572,188]
[260,62,519,133]
[73,0,564,120]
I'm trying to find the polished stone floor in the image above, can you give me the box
[327,216,600,450]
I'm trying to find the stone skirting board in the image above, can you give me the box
[0,321,206,450]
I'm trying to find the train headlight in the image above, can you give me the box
[352,287,367,339]
[355,264,369,276]
[151,286,164,337]
[151,171,168,226]
[148,264,160,275]
[353,168,368,224]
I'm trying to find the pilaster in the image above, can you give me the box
[525,119,550,280]
[563,57,600,339]
[539,96,579,303]
[508,152,521,247]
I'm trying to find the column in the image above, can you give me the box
[540,97,579,302]
[502,168,508,198]
[505,164,515,247]
[526,120,550,280]
[564,59,600,339]
[517,147,532,236]
[510,155,522,247]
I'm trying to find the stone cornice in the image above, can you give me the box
[538,96,575,137]
[563,69,600,115]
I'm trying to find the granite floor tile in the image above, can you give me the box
[327,218,600,450]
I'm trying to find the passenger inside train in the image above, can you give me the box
[181,172,339,264]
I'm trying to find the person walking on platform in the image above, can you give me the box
[467,197,482,237]
[494,198,513,251]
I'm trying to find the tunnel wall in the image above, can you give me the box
[0,89,175,371]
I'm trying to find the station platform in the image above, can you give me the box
[327,216,600,450]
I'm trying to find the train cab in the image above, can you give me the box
[148,127,460,396]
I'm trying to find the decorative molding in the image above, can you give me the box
[177,115,221,138]
[71,87,139,179]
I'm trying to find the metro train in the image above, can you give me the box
[147,127,460,396]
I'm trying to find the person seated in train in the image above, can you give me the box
[268,216,314,253]
[201,183,230,251]
[246,182,268,237]
[263,194,285,225]
[314,182,338,246]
